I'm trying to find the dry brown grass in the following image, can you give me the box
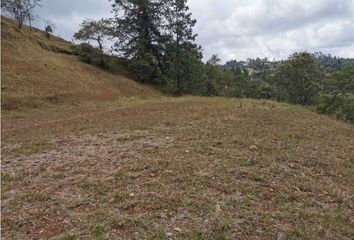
[1,17,161,111]
[2,97,354,239]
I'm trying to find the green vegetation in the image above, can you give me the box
[220,53,354,122]
[316,67,354,122]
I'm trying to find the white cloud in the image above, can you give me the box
[32,0,354,62]
[189,0,354,62]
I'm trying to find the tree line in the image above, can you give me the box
[222,53,354,122]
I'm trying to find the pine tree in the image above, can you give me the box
[110,0,202,89]
[111,0,165,84]
[163,0,202,94]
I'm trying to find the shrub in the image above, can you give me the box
[316,94,354,123]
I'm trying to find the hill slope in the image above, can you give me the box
[1,16,354,240]
[1,17,161,110]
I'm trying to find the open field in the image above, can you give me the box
[2,97,354,239]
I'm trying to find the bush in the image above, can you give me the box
[316,94,354,123]
[72,43,129,71]
[257,82,276,99]
[128,53,164,85]
[73,43,104,65]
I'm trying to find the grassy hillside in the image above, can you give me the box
[1,17,161,111]
[1,16,353,240]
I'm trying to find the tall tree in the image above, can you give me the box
[1,0,41,29]
[163,0,202,94]
[111,0,164,84]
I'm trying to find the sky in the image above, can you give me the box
[31,0,354,63]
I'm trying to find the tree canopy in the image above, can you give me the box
[74,19,112,52]
[110,0,202,88]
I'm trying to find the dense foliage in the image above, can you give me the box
[271,52,323,105]
[316,68,354,122]
[109,0,202,88]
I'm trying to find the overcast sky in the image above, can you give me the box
[32,0,354,63]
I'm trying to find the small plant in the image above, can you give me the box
[45,25,53,38]
[94,225,106,239]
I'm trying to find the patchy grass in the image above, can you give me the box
[1,96,353,239]
[14,140,52,157]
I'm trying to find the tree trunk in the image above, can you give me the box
[28,16,32,30]
[176,79,183,95]
[97,37,103,52]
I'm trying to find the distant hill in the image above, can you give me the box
[1,17,162,111]
[224,53,354,76]
[313,52,354,73]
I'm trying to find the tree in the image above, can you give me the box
[74,19,112,52]
[44,25,52,38]
[203,54,224,96]
[316,67,354,121]
[163,0,202,94]
[43,20,55,38]
[207,54,221,66]
[111,0,165,84]
[272,52,323,105]
[1,0,41,29]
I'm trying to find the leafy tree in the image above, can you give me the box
[203,54,227,96]
[74,19,112,52]
[316,67,354,122]
[207,54,221,66]
[272,52,323,105]
[1,0,41,29]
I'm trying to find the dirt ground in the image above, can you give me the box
[1,97,354,239]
